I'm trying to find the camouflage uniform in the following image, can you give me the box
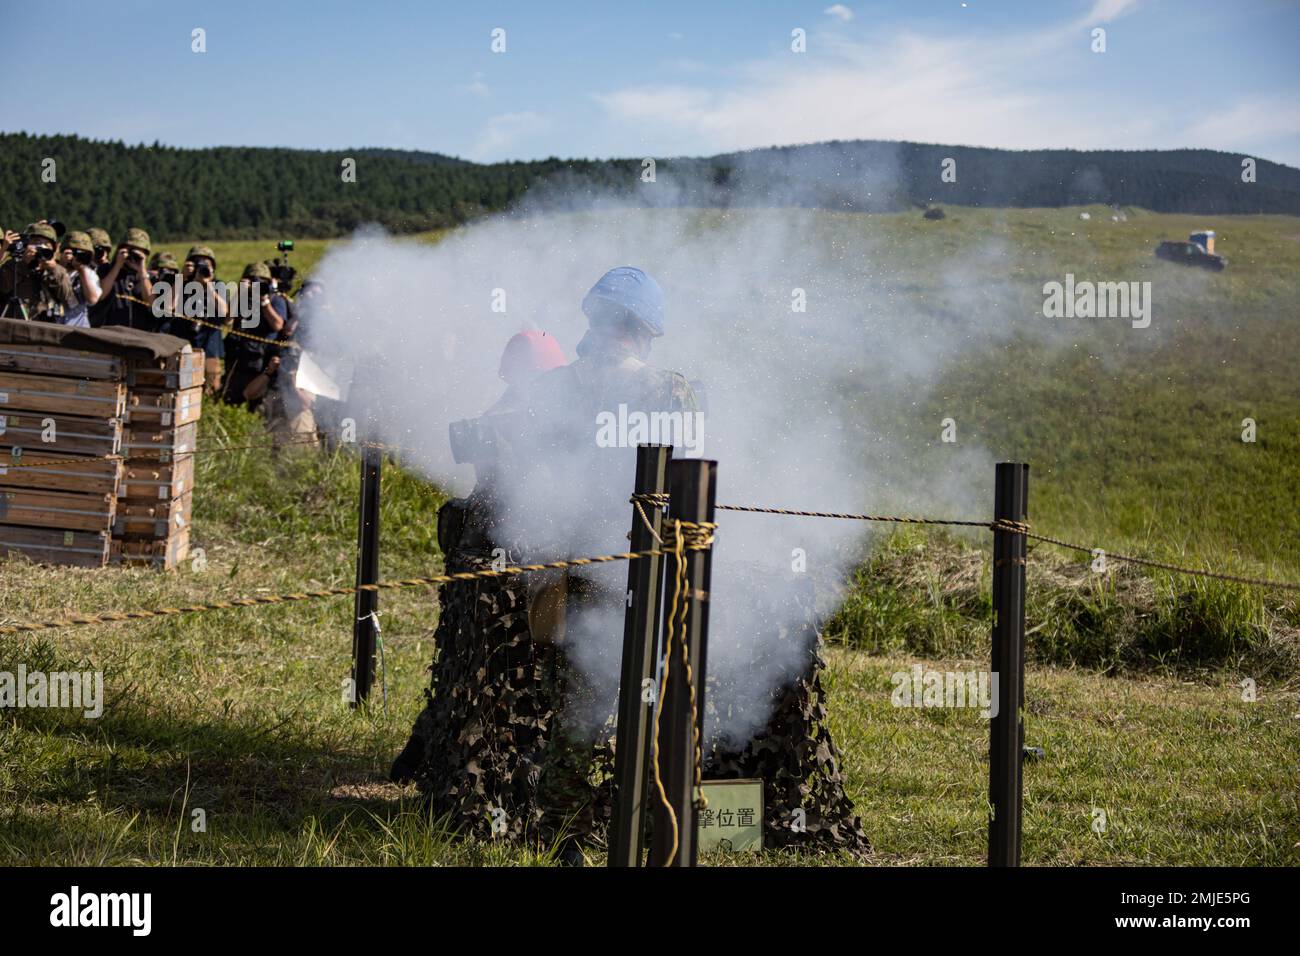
[521,333,699,848]
[0,223,73,322]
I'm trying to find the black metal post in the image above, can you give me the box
[988,461,1029,866]
[648,458,717,868]
[609,445,673,868]
[350,443,382,708]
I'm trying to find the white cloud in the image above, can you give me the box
[1083,0,1141,24]
[1179,98,1300,163]
[470,112,550,161]
[823,4,854,22]
[461,72,490,98]
[589,7,1296,164]
[593,32,1088,155]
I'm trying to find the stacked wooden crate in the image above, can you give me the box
[0,320,201,570]
[0,337,127,567]
[114,349,205,569]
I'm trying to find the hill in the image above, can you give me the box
[2,131,1298,242]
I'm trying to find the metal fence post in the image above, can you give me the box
[609,444,673,867]
[648,458,717,868]
[350,443,381,708]
[988,461,1029,865]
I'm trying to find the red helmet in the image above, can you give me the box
[499,331,567,385]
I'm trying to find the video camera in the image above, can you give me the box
[270,239,296,291]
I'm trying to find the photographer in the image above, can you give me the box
[149,252,181,315]
[93,227,156,330]
[221,261,288,410]
[160,245,227,393]
[58,230,102,328]
[0,222,74,322]
[87,228,113,274]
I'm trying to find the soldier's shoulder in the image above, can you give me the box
[641,366,697,412]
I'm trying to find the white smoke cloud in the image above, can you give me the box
[306,178,1026,746]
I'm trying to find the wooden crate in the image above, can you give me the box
[127,348,205,391]
[0,371,126,419]
[0,487,117,533]
[113,490,191,538]
[125,386,203,428]
[0,525,110,568]
[0,342,125,380]
[0,412,122,458]
[119,455,195,501]
[0,450,123,496]
[123,421,197,463]
[111,528,190,569]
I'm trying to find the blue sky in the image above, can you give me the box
[3,0,1298,166]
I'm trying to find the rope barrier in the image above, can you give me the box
[632,495,1300,593]
[649,518,716,867]
[0,529,718,636]
[113,293,299,349]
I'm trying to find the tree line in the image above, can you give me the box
[3,131,1296,241]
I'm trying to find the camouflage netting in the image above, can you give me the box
[704,570,871,855]
[398,540,869,857]
[401,545,562,841]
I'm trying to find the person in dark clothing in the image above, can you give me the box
[160,245,228,394]
[0,222,73,322]
[221,261,288,410]
[91,227,156,330]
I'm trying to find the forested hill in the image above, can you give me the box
[3,131,1297,241]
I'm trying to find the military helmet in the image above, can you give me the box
[499,331,568,385]
[187,245,217,266]
[23,222,59,245]
[62,230,94,254]
[241,261,272,281]
[87,227,112,250]
[154,252,180,272]
[581,266,665,337]
[120,227,151,253]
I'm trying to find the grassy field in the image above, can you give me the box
[2,207,1297,865]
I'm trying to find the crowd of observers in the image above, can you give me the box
[0,219,325,435]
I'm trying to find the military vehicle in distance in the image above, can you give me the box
[1155,230,1227,271]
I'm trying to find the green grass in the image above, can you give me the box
[149,230,450,286]
[2,207,1298,865]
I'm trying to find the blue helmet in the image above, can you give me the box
[581,266,665,337]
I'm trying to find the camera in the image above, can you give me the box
[270,240,296,291]
[6,238,25,256]
[194,261,213,279]
[72,250,93,266]
[34,246,55,263]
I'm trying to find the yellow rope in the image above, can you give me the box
[632,496,1300,593]
[113,292,299,349]
[648,518,716,866]
[0,545,707,636]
